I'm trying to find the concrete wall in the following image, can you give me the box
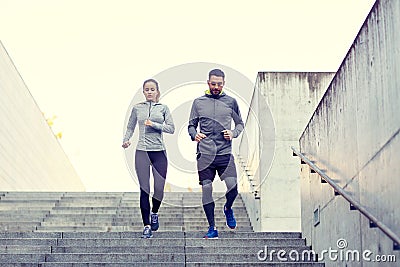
[238,71,334,231]
[299,0,399,266]
[0,41,85,191]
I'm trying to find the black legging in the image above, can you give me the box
[135,150,168,226]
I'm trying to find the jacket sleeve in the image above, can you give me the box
[151,105,175,134]
[188,100,199,141]
[231,99,244,138]
[123,107,137,142]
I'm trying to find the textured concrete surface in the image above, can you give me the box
[238,72,334,231]
[0,42,84,191]
[299,1,400,266]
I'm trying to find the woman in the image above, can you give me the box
[122,78,175,238]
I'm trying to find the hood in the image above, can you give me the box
[204,89,225,98]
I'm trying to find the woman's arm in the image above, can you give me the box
[122,107,137,144]
[149,105,175,134]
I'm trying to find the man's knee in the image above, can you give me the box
[201,179,214,205]
[200,179,213,187]
[224,176,237,190]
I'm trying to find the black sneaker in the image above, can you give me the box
[151,213,159,231]
[141,225,153,238]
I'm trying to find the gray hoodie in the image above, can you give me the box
[188,91,244,156]
[124,101,175,151]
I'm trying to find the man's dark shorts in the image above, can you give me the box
[196,153,237,185]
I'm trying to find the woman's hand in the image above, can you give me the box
[144,119,153,126]
[122,141,131,148]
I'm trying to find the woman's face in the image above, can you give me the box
[143,81,158,102]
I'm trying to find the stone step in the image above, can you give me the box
[0,245,52,253]
[0,226,38,232]
[35,226,254,232]
[0,239,57,246]
[55,238,185,247]
[44,253,185,263]
[47,245,310,255]
[186,263,324,267]
[37,222,252,228]
[52,246,185,253]
[0,207,52,211]
[24,237,303,247]
[186,253,317,263]
[0,197,60,201]
[0,192,63,197]
[0,201,58,207]
[0,192,321,266]
[186,245,312,254]
[0,264,323,267]
[0,203,55,211]
[38,223,251,228]
[0,232,62,238]
[0,253,45,263]
[49,209,118,215]
[0,231,290,239]
[13,263,324,267]
[35,226,185,232]
[0,210,50,215]
[185,238,305,247]
[41,217,251,223]
[42,263,185,267]
[0,212,250,220]
[0,223,40,231]
[62,193,125,197]
[184,232,301,239]
[0,216,46,222]
[45,211,249,217]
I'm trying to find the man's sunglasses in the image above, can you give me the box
[209,82,224,87]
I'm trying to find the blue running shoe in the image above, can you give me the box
[150,213,159,231]
[141,225,153,238]
[203,226,218,239]
[224,205,237,229]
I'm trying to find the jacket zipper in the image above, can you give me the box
[148,101,152,118]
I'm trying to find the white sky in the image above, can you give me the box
[0,0,375,191]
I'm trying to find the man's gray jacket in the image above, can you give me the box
[188,91,244,156]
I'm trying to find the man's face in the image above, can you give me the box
[207,75,225,95]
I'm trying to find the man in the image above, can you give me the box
[188,68,244,239]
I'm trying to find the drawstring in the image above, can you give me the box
[148,101,152,118]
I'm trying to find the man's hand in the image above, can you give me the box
[195,133,207,142]
[222,130,233,140]
[122,141,131,149]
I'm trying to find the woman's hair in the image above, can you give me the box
[142,78,160,102]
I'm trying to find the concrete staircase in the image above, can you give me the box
[0,192,324,266]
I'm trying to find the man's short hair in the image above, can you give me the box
[208,69,225,80]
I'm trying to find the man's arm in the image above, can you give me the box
[188,100,199,141]
[231,98,244,138]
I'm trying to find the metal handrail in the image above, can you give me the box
[236,154,260,199]
[291,146,400,250]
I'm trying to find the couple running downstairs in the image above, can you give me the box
[122,69,244,239]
